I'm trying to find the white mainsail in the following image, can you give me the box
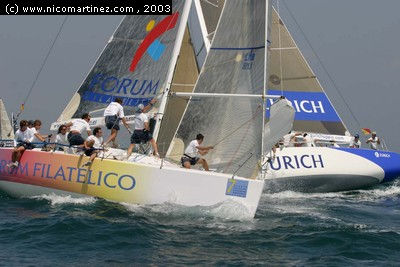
[0,99,14,140]
[156,27,200,155]
[173,0,267,178]
[267,8,347,135]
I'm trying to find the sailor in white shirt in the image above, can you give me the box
[103,98,132,147]
[55,125,70,152]
[349,134,361,148]
[126,104,159,158]
[180,133,213,171]
[366,131,380,150]
[30,120,52,148]
[7,120,34,168]
[82,127,104,167]
[65,113,92,147]
[302,133,314,147]
[282,131,302,147]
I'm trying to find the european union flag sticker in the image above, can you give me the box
[225,179,249,198]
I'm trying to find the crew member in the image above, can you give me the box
[349,134,361,148]
[126,104,159,158]
[103,98,131,148]
[366,131,380,150]
[181,134,213,171]
[65,113,92,147]
[82,127,103,167]
[7,120,34,168]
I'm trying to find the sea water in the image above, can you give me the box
[0,181,399,265]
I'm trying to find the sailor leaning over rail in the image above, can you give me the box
[126,103,159,158]
[82,127,104,167]
[65,113,91,148]
[366,131,381,150]
[30,119,52,148]
[349,134,361,148]
[7,120,34,168]
[55,124,69,152]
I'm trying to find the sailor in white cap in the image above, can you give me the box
[126,103,159,158]
[349,133,361,148]
[366,131,380,150]
[103,97,131,148]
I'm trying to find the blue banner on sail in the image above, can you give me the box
[267,90,341,122]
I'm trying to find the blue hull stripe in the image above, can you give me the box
[332,148,400,182]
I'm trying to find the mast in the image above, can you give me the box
[262,0,271,164]
[152,0,193,142]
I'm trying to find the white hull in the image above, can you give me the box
[0,148,264,218]
[264,147,400,192]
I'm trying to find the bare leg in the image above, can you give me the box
[16,147,26,163]
[127,144,135,158]
[83,152,97,167]
[198,158,209,171]
[104,129,118,146]
[183,161,191,169]
[90,152,97,163]
[150,138,159,156]
[11,148,18,162]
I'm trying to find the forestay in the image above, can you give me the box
[267,8,347,135]
[173,0,266,178]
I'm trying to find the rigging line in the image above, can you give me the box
[281,0,361,128]
[231,153,254,179]
[201,0,219,8]
[18,16,69,118]
[277,0,284,95]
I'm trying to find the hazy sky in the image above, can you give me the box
[0,0,400,151]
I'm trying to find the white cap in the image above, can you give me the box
[138,104,144,110]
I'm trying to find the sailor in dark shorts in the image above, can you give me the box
[181,134,213,171]
[65,113,92,147]
[82,127,104,167]
[103,98,132,148]
[126,104,159,158]
[7,120,35,168]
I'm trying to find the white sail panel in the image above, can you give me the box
[267,8,347,135]
[174,0,266,178]
[157,27,199,156]
[58,1,186,120]
[0,99,14,140]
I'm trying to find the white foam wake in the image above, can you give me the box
[30,193,96,205]
[263,180,400,201]
[121,200,255,221]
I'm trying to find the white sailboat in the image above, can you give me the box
[262,6,400,192]
[0,0,294,218]
[189,2,400,193]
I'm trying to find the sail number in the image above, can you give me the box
[144,5,171,13]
